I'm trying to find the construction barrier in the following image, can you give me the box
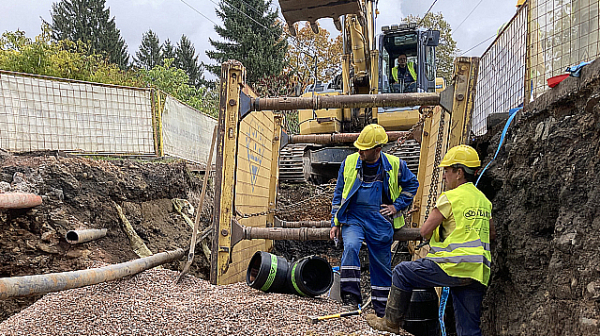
[0,70,216,165]
[473,0,600,135]
[472,5,528,136]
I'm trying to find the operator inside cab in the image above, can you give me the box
[391,53,417,93]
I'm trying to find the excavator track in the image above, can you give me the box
[278,144,308,183]
[278,140,421,184]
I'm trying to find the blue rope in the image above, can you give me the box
[475,107,521,187]
[439,286,450,336]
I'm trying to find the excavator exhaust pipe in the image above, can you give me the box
[0,249,185,300]
[0,193,42,209]
[65,228,108,244]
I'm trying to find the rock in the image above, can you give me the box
[66,249,91,259]
[585,281,600,300]
[40,231,57,242]
[37,242,59,254]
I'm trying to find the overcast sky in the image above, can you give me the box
[0,0,519,72]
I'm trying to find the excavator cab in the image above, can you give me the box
[379,24,441,95]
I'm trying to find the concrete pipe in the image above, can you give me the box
[0,193,42,209]
[0,249,184,300]
[65,228,108,244]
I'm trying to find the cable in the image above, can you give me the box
[179,0,219,26]
[459,34,495,56]
[454,0,485,33]
[418,0,440,26]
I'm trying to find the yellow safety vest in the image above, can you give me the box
[427,182,492,285]
[334,153,405,229]
[392,62,417,83]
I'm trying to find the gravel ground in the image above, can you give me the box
[0,269,412,336]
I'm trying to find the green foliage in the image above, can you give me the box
[140,59,218,118]
[175,35,204,87]
[206,0,288,83]
[403,12,459,84]
[49,0,130,68]
[135,30,162,70]
[161,39,176,65]
[253,73,300,134]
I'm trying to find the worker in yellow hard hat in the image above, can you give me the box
[366,144,495,336]
[330,124,419,317]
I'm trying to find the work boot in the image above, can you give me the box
[365,285,412,333]
[341,293,361,311]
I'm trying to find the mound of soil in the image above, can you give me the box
[476,60,600,335]
[0,152,211,321]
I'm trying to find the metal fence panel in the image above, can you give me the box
[162,96,217,164]
[0,71,154,154]
[528,0,600,99]
[473,5,528,136]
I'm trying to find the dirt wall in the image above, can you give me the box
[477,59,600,335]
[0,153,210,321]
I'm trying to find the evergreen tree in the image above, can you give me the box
[207,0,287,83]
[175,35,203,87]
[134,29,161,70]
[49,0,130,68]
[161,39,176,65]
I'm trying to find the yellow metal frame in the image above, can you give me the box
[210,62,282,285]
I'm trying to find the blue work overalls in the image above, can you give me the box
[340,161,394,317]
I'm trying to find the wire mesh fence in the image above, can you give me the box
[0,70,217,164]
[528,0,600,99]
[472,5,528,136]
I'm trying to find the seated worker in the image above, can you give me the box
[391,53,417,92]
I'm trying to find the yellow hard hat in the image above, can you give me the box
[354,124,388,150]
[439,145,481,168]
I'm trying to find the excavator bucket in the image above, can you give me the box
[279,0,361,35]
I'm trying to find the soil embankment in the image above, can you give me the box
[477,59,600,335]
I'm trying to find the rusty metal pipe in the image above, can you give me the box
[274,219,331,228]
[0,193,42,209]
[288,131,409,144]
[251,93,440,111]
[0,249,184,300]
[65,228,108,244]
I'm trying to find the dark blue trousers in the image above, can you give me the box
[392,258,486,336]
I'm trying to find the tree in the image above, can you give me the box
[140,59,218,117]
[403,12,458,84]
[284,22,343,92]
[134,29,161,70]
[175,35,203,87]
[161,38,176,65]
[48,0,130,68]
[206,0,287,83]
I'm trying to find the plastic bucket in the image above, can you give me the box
[403,288,441,336]
[287,255,333,297]
[246,251,290,293]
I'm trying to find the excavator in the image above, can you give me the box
[278,0,444,184]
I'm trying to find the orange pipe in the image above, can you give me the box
[0,193,43,209]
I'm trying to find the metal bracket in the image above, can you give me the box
[239,91,252,119]
[279,129,289,150]
[439,86,455,113]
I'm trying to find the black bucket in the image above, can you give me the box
[246,251,289,293]
[287,255,333,297]
[403,288,441,336]
[246,252,333,298]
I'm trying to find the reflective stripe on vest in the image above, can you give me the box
[392,62,417,82]
[427,182,492,286]
[334,153,405,229]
